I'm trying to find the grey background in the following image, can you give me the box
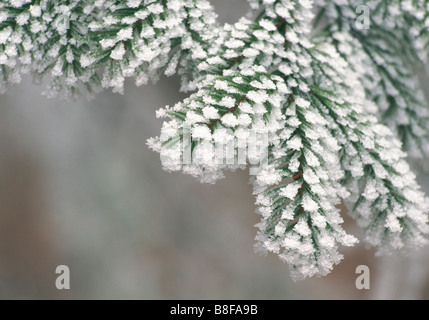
[0,0,428,299]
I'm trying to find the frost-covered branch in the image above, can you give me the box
[1,0,429,281]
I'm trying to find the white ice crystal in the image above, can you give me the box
[110,45,126,60]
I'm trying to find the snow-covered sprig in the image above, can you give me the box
[0,0,220,96]
[0,0,39,93]
[310,87,429,255]
[251,38,429,279]
[83,0,219,93]
[307,42,429,255]
[37,1,101,99]
[249,0,429,279]
[253,94,359,281]
[148,67,287,183]
[314,0,429,160]
[0,0,102,99]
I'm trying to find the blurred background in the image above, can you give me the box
[0,0,429,299]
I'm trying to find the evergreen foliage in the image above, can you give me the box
[1,0,429,280]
